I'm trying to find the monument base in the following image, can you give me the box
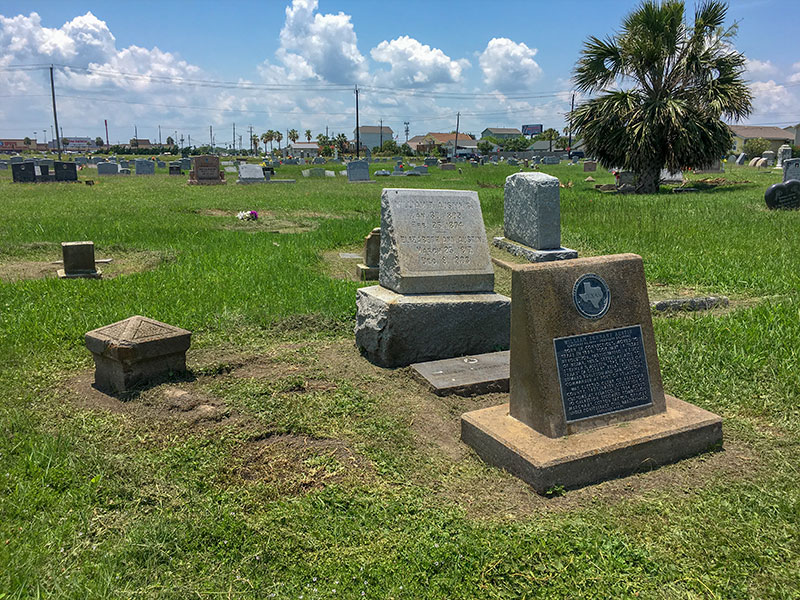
[493,237,577,262]
[355,264,379,280]
[57,269,102,279]
[411,350,509,396]
[187,180,226,185]
[355,285,510,368]
[461,395,722,494]
[91,352,187,394]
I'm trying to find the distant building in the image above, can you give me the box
[354,126,394,151]
[287,142,320,158]
[47,137,97,151]
[443,138,479,157]
[783,125,800,146]
[481,127,522,140]
[128,138,153,150]
[729,125,793,153]
[407,132,474,155]
[0,138,38,151]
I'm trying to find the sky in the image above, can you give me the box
[0,0,797,147]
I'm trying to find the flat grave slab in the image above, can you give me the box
[411,350,509,396]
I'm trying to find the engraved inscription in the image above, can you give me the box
[391,196,489,273]
[554,325,652,422]
[197,166,219,179]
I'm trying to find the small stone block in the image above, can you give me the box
[85,315,192,394]
[411,350,509,396]
[461,395,722,494]
[355,285,510,367]
[60,241,101,278]
[356,264,379,280]
[493,237,577,263]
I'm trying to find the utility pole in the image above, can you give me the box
[379,118,383,149]
[134,124,138,146]
[232,123,235,153]
[238,135,242,152]
[209,125,213,151]
[567,92,575,153]
[188,134,191,148]
[248,125,254,153]
[404,121,409,142]
[325,125,328,138]
[158,125,162,145]
[49,65,62,159]
[355,85,360,158]
[453,112,460,161]
[104,119,109,149]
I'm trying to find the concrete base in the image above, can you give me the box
[461,395,722,494]
[411,350,509,396]
[348,180,377,183]
[493,237,577,263]
[356,264,379,280]
[355,285,510,368]
[57,269,102,279]
[269,179,296,184]
[91,352,187,394]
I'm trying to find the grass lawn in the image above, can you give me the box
[0,160,798,598]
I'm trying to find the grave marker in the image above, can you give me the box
[54,161,78,182]
[765,180,800,210]
[58,241,101,279]
[356,227,380,280]
[783,158,800,182]
[188,155,225,185]
[237,163,268,184]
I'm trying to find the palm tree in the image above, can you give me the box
[288,129,299,144]
[250,134,260,153]
[263,130,275,152]
[536,128,560,152]
[571,0,751,193]
[275,131,283,150]
[305,129,312,142]
[260,132,270,154]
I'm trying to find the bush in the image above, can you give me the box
[743,137,770,157]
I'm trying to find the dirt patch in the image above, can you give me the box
[232,433,372,494]
[321,249,363,282]
[0,249,171,282]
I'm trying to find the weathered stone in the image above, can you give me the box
[736,153,746,165]
[492,237,578,262]
[135,159,155,175]
[783,158,800,182]
[347,160,371,182]
[651,296,729,312]
[354,286,510,367]
[85,316,192,394]
[356,227,380,280]
[411,350,509,396]
[58,241,101,279]
[660,169,683,184]
[461,253,722,493]
[583,161,597,172]
[237,163,267,184]
[777,144,793,168]
[503,172,562,250]
[188,155,225,185]
[441,163,456,171]
[379,188,494,294]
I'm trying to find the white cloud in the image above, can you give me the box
[479,38,543,91]
[749,80,797,114]
[371,36,469,87]
[745,57,778,78]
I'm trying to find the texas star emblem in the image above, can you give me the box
[573,273,610,319]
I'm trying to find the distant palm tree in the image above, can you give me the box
[275,131,283,150]
[571,0,751,192]
[250,134,259,153]
[260,132,270,154]
[288,129,299,144]
[305,129,312,142]
[264,130,275,152]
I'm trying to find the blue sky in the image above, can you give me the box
[1,0,797,147]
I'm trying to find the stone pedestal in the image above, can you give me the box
[493,236,577,263]
[461,254,722,492]
[356,227,380,281]
[355,286,510,368]
[58,241,102,279]
[85,315,191,394]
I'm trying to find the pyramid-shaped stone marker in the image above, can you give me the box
[85,315,191,394]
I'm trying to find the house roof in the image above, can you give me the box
[407,132,475,145]
[482,127,522,135]
[728,125,793,141]
[444,138,478,148]
[355,126,393,134]
[290,142,319,149]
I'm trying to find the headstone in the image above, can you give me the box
[135,159,155,175]
[325,170,336,177]
[58,241,101,279]
[313,157,326,164]
[461,254,723,493]
[777,144,792,168]
[11,162,36,183]
[85,315,192,394]
[441,163,456,171]
[542,156,559,165]
[347,160,371,183]
[119,160,129,169]
[237,163,267,184]
[0,161,7,170]
[411,350,510,396]
[412,166,428,175]
[727,155,737,163]
[157,161,166,168]
[695,159,723,173]
[391,166,405,176]
[736,153,746,165]
[188,155,225,185]
[355,188,510,367]
[748,157,760,167]
[181,158,192,170]
[783,158,800,182]
[583,161,597,172]
[761,150,775,166]
[169,165,182,176]
[424,158,438,167]
[765,180,800,210]
[75,157,88,165]
[659,169,683,184]
[10,156,23,164]
[35,164,50,182]
[374,170,391,176]
[365,147,372,160]
[507,158,519,166]
[119,168,131,175]
[298,158,306,165]
[54,161,78,182]
[493,173,578,262]
[356,227,380,280]
[617,171,635,186]
[756,158,768,168]
[224,166,237,173]
[97,162,119,175]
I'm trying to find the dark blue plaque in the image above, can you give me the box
[554,325,652,422]
[573,273,610,319]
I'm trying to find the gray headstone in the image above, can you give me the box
[424,158,439,167]
[783,158,800,183]
[224,166,237,173]
[503,172,562,250]
[237,163,266,183]
[583,161,597,172]
[10,156,23,164]
[97,162,119,175]
[412,166,428,175]
[119,160,129,169]
[736,153,746,165]
[762,150,775,166]
[169,165,182,176]
[379,188,494,294]
[660,169,683,184]
[181,158,192,170]
[507,158,519,166]
[617,171,635,185]
[75,157,88,165]
[157,161,166,168]
[375,170,391,176]
[777,144,793,168]
[347,160,370,182]
[135,159,155,175]
[0,161,7,170]
[542,156,559,165]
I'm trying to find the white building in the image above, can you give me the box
[354,126,394,151]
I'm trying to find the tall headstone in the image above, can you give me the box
[461,254,723,493]
[58,241,101,279]
[783,158,800,182]
[188,155,225,185]
[735,153,746,166]
[493,173,578,262]
[761,150,776,166]
[777,144,793,168]
[355,189,510,366]
[347,160,371,183]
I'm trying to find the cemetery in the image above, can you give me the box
[1,1,800,596]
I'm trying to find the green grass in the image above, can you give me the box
[1,161,799,598]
